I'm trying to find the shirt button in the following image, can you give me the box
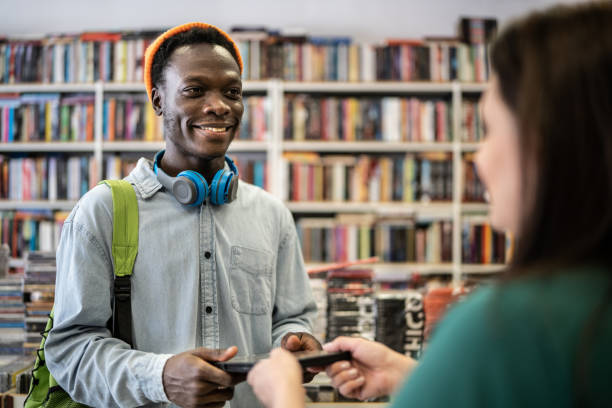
[205,251,211,259]
[206,306,213,314]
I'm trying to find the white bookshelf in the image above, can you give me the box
[282,141,455,152]
[0,200,78,210]
[0,142,96,152]
[0,80,495,284]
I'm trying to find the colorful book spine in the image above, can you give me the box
[283,152,452,203]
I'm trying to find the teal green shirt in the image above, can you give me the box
[392,268,612,407]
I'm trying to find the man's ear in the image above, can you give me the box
[151,87,163,116]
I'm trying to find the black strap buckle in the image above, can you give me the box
[114,276,131,301]
[112,275,133,347]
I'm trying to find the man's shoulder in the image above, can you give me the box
[237,182,286,210]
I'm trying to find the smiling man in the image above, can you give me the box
[44,23,319,408]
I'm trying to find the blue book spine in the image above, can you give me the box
[7,107,14,142]
[254,160,264,189]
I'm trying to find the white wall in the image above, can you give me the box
[2,0,585,40]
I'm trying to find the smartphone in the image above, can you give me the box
[212,350,351,374]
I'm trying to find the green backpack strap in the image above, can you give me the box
[24,179,138,408]
[100,179,139,347]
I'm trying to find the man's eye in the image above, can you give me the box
[227,88,242,97]
[184,87,202,96]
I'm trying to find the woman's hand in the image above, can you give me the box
[324,337,417,400]
[247,348,306,408]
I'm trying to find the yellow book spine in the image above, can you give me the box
[45,102,52,142]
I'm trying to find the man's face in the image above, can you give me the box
[154,42,244,160]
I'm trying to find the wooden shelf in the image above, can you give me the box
[461,203,490,213]
[460,142,483,152]
[283,141,454,152]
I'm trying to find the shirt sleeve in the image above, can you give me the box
[45,187,173,407]
[270,206,317,348]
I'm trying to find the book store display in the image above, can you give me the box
[0,16,501,403]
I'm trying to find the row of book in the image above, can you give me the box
[0,153,270,202]
[463,153,486,202]
[0,93,268,143]
[283,152,453,203]
[0,17,496,84]
[0,31,160,84]
[462,219,512,264]
[22,251,56,355]
[0,211,68,258]
[0,93,94,143]
[0,155,97,201]
[298,216,453,264]
[284,96,452,142]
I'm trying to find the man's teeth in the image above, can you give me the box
[195,126,229,133]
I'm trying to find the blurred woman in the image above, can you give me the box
[247,2,612,407]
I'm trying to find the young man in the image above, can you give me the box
[45,22,320,408]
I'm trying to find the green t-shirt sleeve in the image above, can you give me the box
[390,287,558,408]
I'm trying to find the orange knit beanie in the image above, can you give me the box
[143,22,243,102]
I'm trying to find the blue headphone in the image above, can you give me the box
[154,150,239,206]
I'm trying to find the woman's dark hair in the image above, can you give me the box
[490,2,612,272]
[151,26,241,90]
[490,4,612,406]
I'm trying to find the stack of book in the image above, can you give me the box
[283,152,453,203]
[284,95,452,142]
[0,354,33,393]
[23,251,56,355]
[374,294,407,353]
[0,277,25,355]
[404,291,425,360]
[308,277,327,343]
[326,269,375,341]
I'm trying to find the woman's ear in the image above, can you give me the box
[151,87,163,116]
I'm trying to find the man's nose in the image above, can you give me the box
[202,92,230,116]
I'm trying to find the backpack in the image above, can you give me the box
[24,179,139,408]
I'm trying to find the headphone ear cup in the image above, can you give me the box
[176,170,209,206]
[210,169,227,205]
[226,175,238,203]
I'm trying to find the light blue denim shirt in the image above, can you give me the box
[45,157,316,408]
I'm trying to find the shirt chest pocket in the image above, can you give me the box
[228,245,274,315]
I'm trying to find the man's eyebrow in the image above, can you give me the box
[182,74,242,84]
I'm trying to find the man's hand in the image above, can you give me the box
[281,332,323,382]
[162,346,243,408]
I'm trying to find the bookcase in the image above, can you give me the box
[0,78,508,286]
